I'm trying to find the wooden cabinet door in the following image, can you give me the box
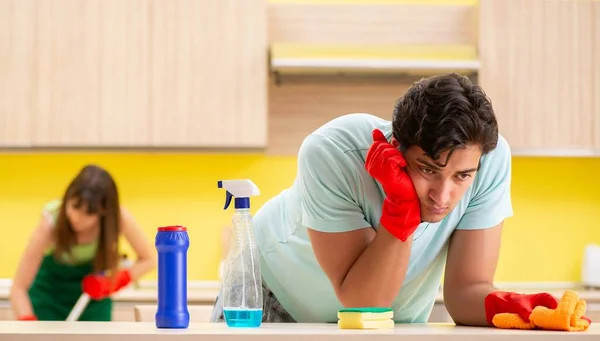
[147,0,268,148]
[31,0,104,146]
[96,1,152,147]
[479,0,598,155]
[1,0,267,148]
[1,0,151,147]
[595,1,600,150]
[0,0,34,147]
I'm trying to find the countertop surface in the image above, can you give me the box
[0,286,220,304]
[435,288,600,304]
[1,278,600,305]
[1,322,599,340]
[111,287,220,303]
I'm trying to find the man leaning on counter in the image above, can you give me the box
[210,73,592,328]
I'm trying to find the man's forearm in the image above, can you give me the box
[338,226,412,308]
[444,282,497,326]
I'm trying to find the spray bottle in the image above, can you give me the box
[218,179,263,328]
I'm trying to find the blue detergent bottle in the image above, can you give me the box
[218,179,263,328]
[155,225,190,329]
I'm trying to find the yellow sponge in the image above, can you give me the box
[337,307,395,329]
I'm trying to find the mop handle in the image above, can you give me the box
[65,264,127,321]
[66,293,91,322]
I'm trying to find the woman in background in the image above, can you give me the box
[10,164,156,321]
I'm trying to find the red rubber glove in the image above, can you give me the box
[485,291,559,325]
[82,269,132,300]
[17,314,37,321]
[365,128,421,242]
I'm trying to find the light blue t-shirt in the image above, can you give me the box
[253,113,513,323]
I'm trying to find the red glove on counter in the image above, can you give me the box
[365,129,421,242]
[82,269,132,300]
[485,291,559,325]
[17,314,37,321]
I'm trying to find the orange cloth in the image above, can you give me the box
[492,290,591,331]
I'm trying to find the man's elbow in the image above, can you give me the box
[446,308,469,326]
[444,299,471,326]
[443,282,494,327]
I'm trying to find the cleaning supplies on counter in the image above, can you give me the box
[492,290,591,332]
[582,244,600,288]
[337,307,395,329]
[218,179,263,328]
[155,225,190,329]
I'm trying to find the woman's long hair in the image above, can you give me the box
[53,164,121,278]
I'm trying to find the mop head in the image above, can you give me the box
[337,307,395,329]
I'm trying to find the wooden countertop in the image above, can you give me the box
[0,278,599,305]
[111,287,219,304]
[2,322,599,341]
[109,287,600,304]
[435,289,600,303]
[0,286,220,304]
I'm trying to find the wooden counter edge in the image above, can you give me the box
[0,322,598,341]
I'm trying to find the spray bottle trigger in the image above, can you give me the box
[224,191,233,210]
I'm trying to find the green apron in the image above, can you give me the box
[28,253,113,321]
[29,199,112,321]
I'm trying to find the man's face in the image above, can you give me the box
[392,141,482,223]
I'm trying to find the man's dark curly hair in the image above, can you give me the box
[392,73,499,165]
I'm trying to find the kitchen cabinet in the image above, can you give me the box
[268,0,600,157]
[31,1,151,147]
[147,0,267,148]
[0,301,12,321]
[595,1,600,150]
[0,302,136,322]
[0,0,267,149]
[478,0,600,156]
[267,75,413,155]
[0,0,34,147]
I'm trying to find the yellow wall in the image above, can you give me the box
[0,152,598,283]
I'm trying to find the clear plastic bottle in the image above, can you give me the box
[218,180,263,328]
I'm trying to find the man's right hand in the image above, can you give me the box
[365,129,421,242]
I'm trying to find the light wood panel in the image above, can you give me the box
[478,0,597,153]
[98,1,151,146]
[268,75,412,155]
[0,0,268,148]
[27,0,103,146]
[148,0,268,148]
[0,0,33,147]
[595,1,600,149]
[268,2,478,46]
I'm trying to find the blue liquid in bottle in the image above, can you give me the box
[223,308,263,328]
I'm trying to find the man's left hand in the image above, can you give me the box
[484,291,558,324]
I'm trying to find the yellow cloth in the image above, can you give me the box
[492,290,591,331]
